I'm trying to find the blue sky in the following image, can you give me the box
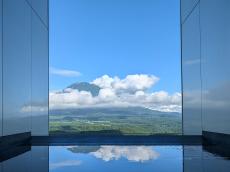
[49,0,181,94]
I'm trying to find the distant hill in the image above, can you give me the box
[50,106,182,135]
[50,106,181,117]
[67,82,100,96]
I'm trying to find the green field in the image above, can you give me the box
[49,107,182,135]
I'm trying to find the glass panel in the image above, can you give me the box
[30,0,48,27]
[182,4,202,135]
[181,0,199,22]
[31,11,49,136]
[2,0,31,135]
[0,0,2,137]
[200,0,230,134]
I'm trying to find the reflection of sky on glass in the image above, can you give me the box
[49,146,183,172]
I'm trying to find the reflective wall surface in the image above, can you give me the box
[0,0,48,137]
[0,0,2,137]
[1,145,230,172]
[31,10,49,136]
[3,0,31,135]
[200,0,230,134]
[181,0,199,22]
[29,0,48,27]
[182,3,202,135]
[182,0,230,135]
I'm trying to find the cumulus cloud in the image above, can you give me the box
[92,74,159,94]
[49,160,82,170]
[49,74,181,112]
[90,146,159,162]
[50,67,81,77]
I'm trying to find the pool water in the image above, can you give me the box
[50,146,182,172]
[1,145,230,172]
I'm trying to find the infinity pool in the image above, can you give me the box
[1,145,230,172]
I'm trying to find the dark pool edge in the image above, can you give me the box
[0,132,31,149]
[1,131,229,146]
[0,132,31,162]
[0,146,31,162]
[31,135,202,146]
[203,131,230,146]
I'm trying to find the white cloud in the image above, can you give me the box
[49,160,82,170]
[92,74,159,94]
[90,146,159,162]
[50,67,81,77]
[92,75,115,88]
[49,74,181,112]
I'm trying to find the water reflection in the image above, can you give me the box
[50,159,82,170]
[0,145,229,172]
[50,146,182,172]
[89,146,159,162]
[67,146,159,162]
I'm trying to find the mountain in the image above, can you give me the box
[67,82,100,96]
[50,106,181,117]
[50,106,182,135]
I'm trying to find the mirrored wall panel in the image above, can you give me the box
[0,0,49,137]
[0,0,2,137]
[3,0,31,135]
[181,0,230,135]
[182,4,202,135]
[29,0,48,27]
[200,0,230,134]
[181,0,199,22]
[31,11,49,136]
